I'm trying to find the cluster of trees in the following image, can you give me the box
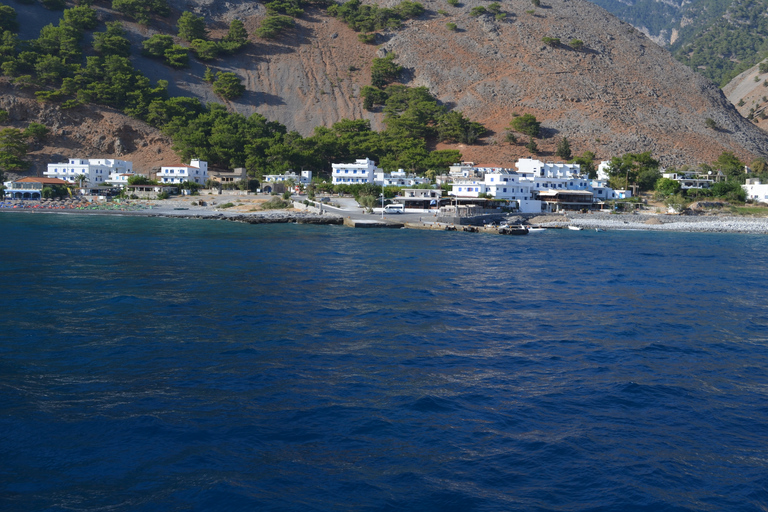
[0,119,50,175]
[142,14,248,68]
[327,0,424,33]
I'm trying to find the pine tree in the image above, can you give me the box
[526,137,538,154]
[204,66,214,83]
[555,137,572,159]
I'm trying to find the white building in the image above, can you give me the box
[263,171,312,185]
[158,159,208,185]
[45,158,134,186]
[450,171,542,213]
[743,178,768,203]
[332,158,378,185]
[374,169,430,187]
[108,173,139,188]
[662,172,714,190]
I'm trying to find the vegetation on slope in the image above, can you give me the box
[0,2,477,179]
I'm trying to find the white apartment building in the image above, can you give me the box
[662,172,714,190]
[158,159,208,185]
[263,171,312,184]
[743,179,768,203]
[450,171,542,213]
[374,169,430,187]
[332,158,378,185]
[45,158,134,186]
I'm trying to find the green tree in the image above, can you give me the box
[177,11,207,42]
[714,151,745,181]
[526,137,538,154]
[606,151,660,191]
[141,34,174,58]
[164,45,189,68]
[190,39,219,60]
[213,72,245,99]
[24,122,49,141]
[0,127,29,172]
[446,22,457,31]
[711,180,746,201]
[436,110,485,144]
[371,53,402,87]
[469,6,486,16]
[220,18,248,53]
[203,66,215,83]
[93,22,131,57]
[112,0,170,24]
[570,151,596,178]
[0,5,19,33]
[542,37,560,47]
[570,39,584,50]
[510,113,540,137]
[255,15,294,39]
[63,5,98,30]
[555,136,571,159]
[655,177,681,196]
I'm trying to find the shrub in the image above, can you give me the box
[470,6,486,16]
[495,13,506,20]
[446,22,457,31]
[220,202,235,208]
[570,39,584,50]
[705,117,718,130]
[446,0,459,6]
[255,15,294,39]
[437,9,448,15]
[542,37,560,47]
[177,11,208,41]
[488,2,501,13]
[24,122,49,141]
[358,33,376,44]
[213,72,245,99]
[261,197,291,209]
[510,113,541,137]
[157,191,169,200]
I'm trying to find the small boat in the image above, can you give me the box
[595,228,604,232]
[527,227,546,232]
[567,225,583,231]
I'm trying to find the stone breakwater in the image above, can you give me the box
[148,210,343,225]
[548,213,768,234]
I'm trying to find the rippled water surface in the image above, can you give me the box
[1,213,768,511]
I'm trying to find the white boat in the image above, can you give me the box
[595,228,604,232]
[567,225,583,231]
[528,227,546,232]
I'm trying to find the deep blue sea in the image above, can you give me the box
[1,212,767,511]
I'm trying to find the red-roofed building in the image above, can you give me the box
[4,177,71,199]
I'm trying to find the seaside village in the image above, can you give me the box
[4,155,768,215]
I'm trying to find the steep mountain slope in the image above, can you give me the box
[4,0,768,175]
[571,0,768,87]
[723,60,768,133]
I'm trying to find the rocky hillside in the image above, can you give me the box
[4,0,768,176]
[723,61,768,134]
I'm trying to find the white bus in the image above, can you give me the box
[383,204,405,214]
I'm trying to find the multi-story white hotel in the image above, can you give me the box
[331,158,378,185]
[450,159,629,212]
[157,159,208,185]
[44,158,133,186]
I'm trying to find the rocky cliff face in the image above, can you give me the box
[4,0,768,174]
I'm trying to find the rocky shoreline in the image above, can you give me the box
[535,212,768,234]
[4,202,768,233]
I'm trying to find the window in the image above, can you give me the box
[503,188,507,192]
